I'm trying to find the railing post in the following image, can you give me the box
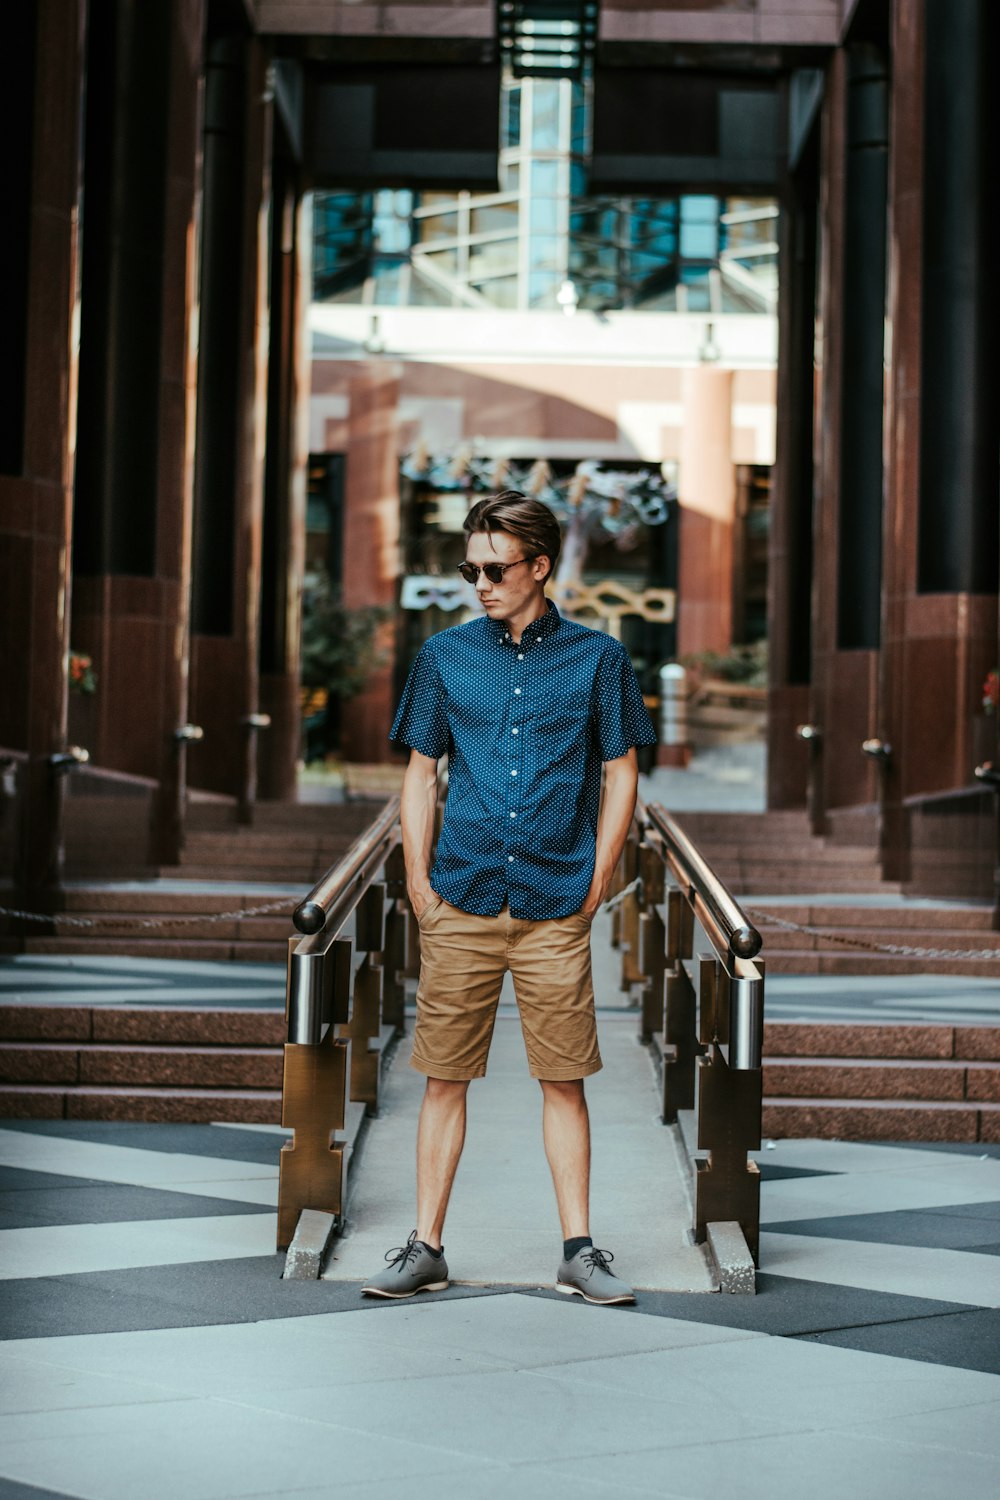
[277,936,354,1249]
[619,831,642,990]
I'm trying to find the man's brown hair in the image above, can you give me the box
[463,491,562,584]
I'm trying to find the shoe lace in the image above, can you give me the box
[384,1231,422,1273]
[582,1247,614,1276]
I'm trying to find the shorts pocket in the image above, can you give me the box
[416,893,445,927]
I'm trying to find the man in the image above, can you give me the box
[362,492,656,1305]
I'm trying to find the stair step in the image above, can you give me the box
[762,1097,1000,1144]
[59,890,296,914]
[0,1082,282,1124]
[0,1042,282,1089]
[761,950,1000,976]
[22,937,286,962]
[762,1022,1000,1061]
[0,1006,285,1045]
[762,1057,1000,1102]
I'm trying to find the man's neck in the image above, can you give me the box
[504,595,549,644]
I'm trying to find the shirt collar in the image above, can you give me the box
[487,599,562,643]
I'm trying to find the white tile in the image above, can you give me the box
[0,1397,477,1500]
[545,1422,998,1500]
[0,1351,191,1415]
[0,1212,275,1280]
[760,1161,1000,1225]
[839,1398,1000,1460]
[760,1232,1000,1307]
[536,1333,1000,1433]
[0,1128,278,1197]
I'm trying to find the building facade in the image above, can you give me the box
[1,0,997,906]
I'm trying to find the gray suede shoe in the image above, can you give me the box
[556,1245,635,1305]
[361,1231,449,1299]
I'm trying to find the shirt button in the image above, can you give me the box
[510,812,516,819]
[517,653,524,661]
[508,855,514,862]
[535,637,541,643]
[512,728,519,735]
[511,769,517,777]
[514,688,521,695]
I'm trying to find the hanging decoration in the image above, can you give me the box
[400,446,676,584]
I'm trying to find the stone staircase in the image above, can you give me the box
[762,1021,1000,1143]
[0,1005,284,1122]
[672,808,888,896]
[6,799,382,963]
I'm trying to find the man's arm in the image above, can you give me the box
[400,748,440,917]
[580,748,639,918]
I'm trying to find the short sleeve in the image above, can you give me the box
[593,641,657,761]
[389,642,449,759]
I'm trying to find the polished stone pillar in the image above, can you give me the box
[767,116,819,811]
[337,364,401,765]
[257,173,310,802]
[676,367,735,658]
[878,0,999,878]
[71,0,205,864]
[809,48,881,826]
[0,1,85,898]
[189,29,273,813]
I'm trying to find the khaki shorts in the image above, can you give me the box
[411,897,602,1082]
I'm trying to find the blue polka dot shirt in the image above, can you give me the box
[390,602,657,920]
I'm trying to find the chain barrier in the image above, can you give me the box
[744,905,999,963]
[0,900,293,932]
[600,876,641,915]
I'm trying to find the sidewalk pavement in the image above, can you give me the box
[2,741,1000,1496]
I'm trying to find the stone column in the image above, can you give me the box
[0,1,86,899]
[676,366,735,658]
[338,364,401,765]
[809,46,883,829]
[70,0,205,865]
[879,0,999,878]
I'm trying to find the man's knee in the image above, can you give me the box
[539,1077,586,1102]
[425,1075,471,1104]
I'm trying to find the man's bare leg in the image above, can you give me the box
[415,1076,470,1248]
[539,1078,590,1239]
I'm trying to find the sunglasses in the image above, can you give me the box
[457,556,536,586]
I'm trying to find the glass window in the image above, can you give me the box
[415,213,458,245]
[571,85,589,156]
[417,247,459,275]
[530,196,559,235]
[569,162,588,198]
[680,267,711,311]
[528,271,559,308]
[470,203,518,236]
[531,159,560,200]
[474,275,518,309]
[504,85,522,148]
[469,241,518,280]
[528,234,560,270]
[680,220,718,259]
[530,80,561,150]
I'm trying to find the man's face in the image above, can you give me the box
[464,530,549,620]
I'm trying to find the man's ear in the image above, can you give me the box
[534,554,552,582]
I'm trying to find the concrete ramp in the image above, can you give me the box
[322,1013,718,1293]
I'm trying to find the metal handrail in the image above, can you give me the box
[643,801,762,961]
[293,796,401,935]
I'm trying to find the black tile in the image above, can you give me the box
[0,1179,273,1230]
[756,1163,841,1182]
[589,1275,977,1340]
[0,1258,507,1341]
[764,1204,1000,1251]
[798,1307,1000,1376]
[0,1481,84,1500]
[859,1140,1000,1161]
[0,1120,289,1165]
[0,1166,99,1194]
